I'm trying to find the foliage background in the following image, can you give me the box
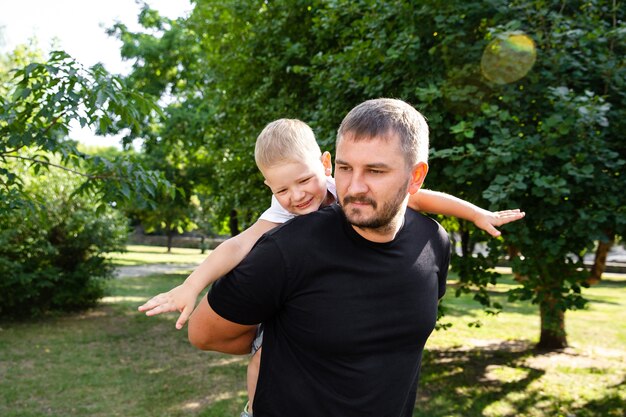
[109,0,625,348]
[0,154,128,317]
[0,2,625,414]
[1,0,624,343]
[0,44,171,317]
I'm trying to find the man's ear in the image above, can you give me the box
[321,151,333,176]
[408,162,429,195]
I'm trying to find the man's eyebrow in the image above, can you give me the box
[335,159,391,169]
[365,162,392,169]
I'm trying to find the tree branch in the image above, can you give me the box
[4,154,90,178]
[1,108,69,157]
[1,145,26,156]
[605,0,617,95]
[40,109,70,137]
[0,175,11,192]
[4,154,118,181]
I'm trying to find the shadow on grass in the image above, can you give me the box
[579,296,622,306]
[416,340,540,417]
[441,291,536,317]
[572,378,625,417]
[415,340,624,417]
[596,281,626,288]
[594,276,626,288]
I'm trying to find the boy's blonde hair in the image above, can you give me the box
[255,119,322,169]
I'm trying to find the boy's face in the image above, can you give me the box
[262,153,332,216]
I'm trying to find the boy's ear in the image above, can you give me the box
[408,162,429,195]
[321,151,333,176]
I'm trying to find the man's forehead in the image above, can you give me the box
[339,129,399,143]
[336,132,402,155]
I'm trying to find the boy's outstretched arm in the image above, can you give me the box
[409,189,525,237]
[137,219,278,329]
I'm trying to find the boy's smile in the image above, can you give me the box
[262,155,332,216]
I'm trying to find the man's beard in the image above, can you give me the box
[340,181,409,231]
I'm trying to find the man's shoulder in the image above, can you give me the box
[266,204,341,238]
[406,208,450,242]
[406,207,443,228]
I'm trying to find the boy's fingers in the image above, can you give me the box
[138,293,167,311]
[496,210,525,226]
[138,301,155,312]
[141,299,178,317]
[176,307,193,330]
[485,224,501,238]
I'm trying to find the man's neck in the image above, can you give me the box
[350,208,407,243]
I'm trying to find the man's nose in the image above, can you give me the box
[347,172,368,195]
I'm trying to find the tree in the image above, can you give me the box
[1,50,173,215]
[113,0,625,350]
[411,0,626,348]
[0,151,129,318]
[110,2,324,224]
[1,45,175,316]
[128,142,201,252]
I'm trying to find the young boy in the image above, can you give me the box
[139,119,523,416]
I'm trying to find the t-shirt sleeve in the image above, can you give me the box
[258,195,295,224]
[208,233,288,325]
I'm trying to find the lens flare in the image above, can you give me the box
[481,33,537,84]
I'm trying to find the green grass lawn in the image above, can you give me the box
[417,272,626,417]
[107,244,209,266]
[1,246,624,417]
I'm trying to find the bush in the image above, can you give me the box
[0,159,128,318]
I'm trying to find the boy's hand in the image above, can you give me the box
[138,284,199,330]
[473,209,525,238]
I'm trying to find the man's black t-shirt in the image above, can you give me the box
[208,204,450,417]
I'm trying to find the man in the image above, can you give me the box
[188,98,451,416]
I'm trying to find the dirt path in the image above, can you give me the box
[115,263,198,278]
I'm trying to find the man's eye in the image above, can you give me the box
[369,170,383,174]
[336,166,351,171]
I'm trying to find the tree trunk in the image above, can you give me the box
[507,245,527,283]
[166,229,173,253]
[458,224,474,278]
[536,297,567,350]
[460,226,471,257]
[588,234,614,285]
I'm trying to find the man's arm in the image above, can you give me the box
[187,295,257,355]
[188,230,286,355]
[409,189,524,237]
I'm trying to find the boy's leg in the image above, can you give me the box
[245,347,262,415]
[242,324,263,417]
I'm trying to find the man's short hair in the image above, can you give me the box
[255,119,322,169]
[336,98,429,167]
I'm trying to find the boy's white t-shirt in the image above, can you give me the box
[259,177,337,223]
